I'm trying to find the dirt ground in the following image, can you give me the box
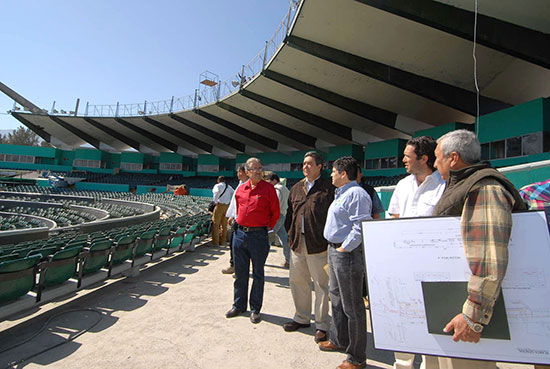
[0,241,535,369]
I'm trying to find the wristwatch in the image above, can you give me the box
[462,313,484,333]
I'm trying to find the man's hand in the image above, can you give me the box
[228,217,234,226]
[443,313,481,343]
[335,246,348,253]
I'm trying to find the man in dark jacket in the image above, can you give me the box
[282,151,335,343]
[433,129,526,368]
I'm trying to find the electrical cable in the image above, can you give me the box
[0,308,104,369]
[473,0,480,135]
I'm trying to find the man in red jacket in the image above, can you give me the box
[225,157,280,324]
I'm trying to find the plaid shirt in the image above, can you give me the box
[461,177,516,324]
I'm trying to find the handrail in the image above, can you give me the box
[79,1,302,118]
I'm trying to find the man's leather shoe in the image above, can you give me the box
[283,320,310,332]
[250,313,261,324]
[318,340,344,352]
[222,266,235,274]
[337,360,366,369]
[225,307,243,318]
[314,329,328,343]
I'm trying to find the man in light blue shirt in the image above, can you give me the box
[319,156,372,369]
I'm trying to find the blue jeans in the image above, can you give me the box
[232,228,270,314]
[328,245,367,365]
[272,214,289,263]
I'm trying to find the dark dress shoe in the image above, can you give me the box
[250,313,261,324]
[318,340,344,352]
[337,360,366,369]
[225,307,243,318]
[314,329,328,343]
[283,320,311,332]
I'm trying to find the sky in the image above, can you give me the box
[0,0,291,130]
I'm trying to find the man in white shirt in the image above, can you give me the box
[211,176,234,246]
[265,172,291,267]
[222,166,247,274]
[388,136,446,369]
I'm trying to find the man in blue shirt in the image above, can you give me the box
[320,156,372,369]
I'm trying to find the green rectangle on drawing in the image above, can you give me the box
[421,281,510,340]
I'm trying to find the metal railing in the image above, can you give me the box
[78,0,301,118]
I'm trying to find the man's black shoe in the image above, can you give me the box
[225,307,243,318]
[250,313,261,324]
[283,320,311,332]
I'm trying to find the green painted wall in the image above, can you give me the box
[256,152,291,164]
[414,122,474,138]
[0,144,56,157]
[363,168,407,177]
[74,148,102,160]
[108,153,121,168]
[364,139,407,159]
[189,188,213,197]
[489,152,550,168]
[58,150,74,166]
[327,144,363,161]
[198,154,220,165]
[160,152,183,163]
[478,98,547,143]
[503,166,550,189]
[120,152,144,164]
[136,185,168,194]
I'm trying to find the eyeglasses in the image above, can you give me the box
[247,167,263,172]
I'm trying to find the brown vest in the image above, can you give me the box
[433,162,527,216]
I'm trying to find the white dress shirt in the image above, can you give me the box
[388,170,446,217]
[212,182,234,204]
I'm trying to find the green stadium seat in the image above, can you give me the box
[0,255,40,303]
[110,234,136,268]
[133,230,156,261]
[80,239,113,279]
[36,245,84,302]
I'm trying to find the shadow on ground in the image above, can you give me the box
[0,243,223,368]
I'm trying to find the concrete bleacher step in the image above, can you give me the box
[0,292,36,322]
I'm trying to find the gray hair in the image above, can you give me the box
[304,151,324,167]
[245,157,262,170]
[437,129,481,164]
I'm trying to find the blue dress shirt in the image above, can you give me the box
[323,181,372,251]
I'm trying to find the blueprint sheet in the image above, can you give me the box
[361,211,550,364]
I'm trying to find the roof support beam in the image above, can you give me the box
[217,102,317,148]
[356,0,550,70]
[286,35,511,115]
[83,117,141,151]
[168,114,245,152]
[11,113,51,143]
[194,110,278,150]
[240,90,353,141]
[115,118,177,152]
[263,69,398,130]
[142,117,213,154]
[49,116,101,149]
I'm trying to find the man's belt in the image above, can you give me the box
[236,224,268,232]
[328,242,342,248]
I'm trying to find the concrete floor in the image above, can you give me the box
[0,240,536,369]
